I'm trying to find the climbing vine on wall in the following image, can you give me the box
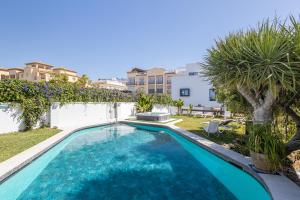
[0,79,135,130]
[0,80,176,130]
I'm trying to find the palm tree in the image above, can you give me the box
[202,18,298,125]
[202,17,300,153]
[136,93,154,113]
[188,104,193,116]
[174,99,184,115]
[77,74,89,87]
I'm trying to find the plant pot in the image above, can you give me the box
[250,151,274,173]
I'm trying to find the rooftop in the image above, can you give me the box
[7,68,24,72]
[128,67,146,73]
[53,67,77,73]
[25,61,54,68]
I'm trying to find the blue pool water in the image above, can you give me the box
[0,123,271,200]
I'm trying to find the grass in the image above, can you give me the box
[173,115,248,154]
[0,128,60,162]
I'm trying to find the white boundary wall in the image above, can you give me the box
[0,104,49,134]
[0,102,136,134]
[0,104,23,134]
[116,102,136,120]
[50,102,135,130]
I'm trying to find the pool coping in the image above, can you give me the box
[0,121,299,200]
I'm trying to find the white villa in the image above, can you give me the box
[171,63,221,107]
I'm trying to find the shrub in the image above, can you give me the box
[136,93,154,113]
[248,124,285,170]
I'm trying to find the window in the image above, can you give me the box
[128,77,135,85]
[209,88,216,101]
[180,88,190,97]
[156,75,163,84]
[188,72,201,76]
[10,75,15,79]
[138,78,144,85]
[148,76,155,84]
[1,75,8,80]
[148,89,155,94]
[156,88,163,93]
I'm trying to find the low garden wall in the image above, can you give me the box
[50,102,136,130]
[0,104,23,134]
[0,104,49,134]
[0,102,135,134]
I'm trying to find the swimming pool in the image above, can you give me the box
[0,123,271,200]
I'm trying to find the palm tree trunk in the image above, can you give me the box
[237,86,274,125]
[253,106,272,124]
[283,106,300,154]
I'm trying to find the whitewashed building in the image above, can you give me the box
[171,63,221,107]
[92,78,127,90]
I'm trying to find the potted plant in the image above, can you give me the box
[248,124,284,173]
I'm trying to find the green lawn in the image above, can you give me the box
[173,115,248,154]
[0,128,60,162]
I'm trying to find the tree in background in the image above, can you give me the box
[174,99,184,115]
[202,17,300,154]
[77,74,89,88]
[49,73,68,85]
[188,104,193,116]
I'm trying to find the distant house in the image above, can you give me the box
[127,67,176,95]
[171,63,221,107]
[0,61,80,83]
[7,68,24,80]
[21,62,53,82]
[0,69,9,80]
[92,78,127,90]
[53,67,78,83]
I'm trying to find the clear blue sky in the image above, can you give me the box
[0,0,300,80]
